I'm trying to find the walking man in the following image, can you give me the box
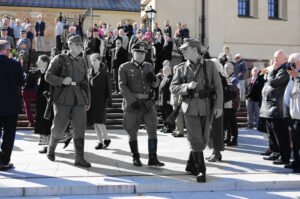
[170,39,223,183]
[0,40,24,170]
[45,35,91,167]
[119,40,164,167]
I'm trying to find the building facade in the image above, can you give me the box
[141,0,300,63]
[0,0,140,51]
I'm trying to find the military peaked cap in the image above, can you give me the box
[131,41,148,52]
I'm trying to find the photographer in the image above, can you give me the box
[261,50,290,165]
[284,53,300,173]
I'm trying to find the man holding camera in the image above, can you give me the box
[170,39,223,183]
[45,35,91,168]
[261,50,290,165]
[119,40,164,168]
[284,53,300,173]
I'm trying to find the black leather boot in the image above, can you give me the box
[129,140,142,167]
[148,139,164,167]
[74,139,91,168]
[186,151,197,175]
[192,151,206,183]
[47,137,59,161]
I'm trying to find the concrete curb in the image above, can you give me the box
[1,173,300,197]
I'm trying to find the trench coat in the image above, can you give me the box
[87,68,112,124]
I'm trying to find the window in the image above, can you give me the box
[238,0,250,16]
[268,0,279,19]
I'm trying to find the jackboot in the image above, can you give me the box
[129,140,142,167]
[148,139,164,167]
[74,138,91,168]
[47,137,59,161]
[186,151,197,175]
[192,151,206,183]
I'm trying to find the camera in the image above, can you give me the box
[282,62,296,70]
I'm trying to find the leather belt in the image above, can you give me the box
[134,93,149,99]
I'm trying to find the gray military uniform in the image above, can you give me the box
[45,52,90,140]
[119,59,159,141]
[170,59,223,152]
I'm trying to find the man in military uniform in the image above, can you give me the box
[170,39,223,183]
[45,35,91,168]
[119,40,164,167]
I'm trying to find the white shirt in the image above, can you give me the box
[55,22,64,36]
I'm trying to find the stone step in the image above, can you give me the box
[0,174,299,198]
[106,113,124,119]
[237,117,248,122]
[237,111,248,117]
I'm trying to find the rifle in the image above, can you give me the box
[164,59,207,127]
[43,85,54,120]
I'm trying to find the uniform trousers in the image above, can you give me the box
[266,118,290,161]
[184,114,211,152]
[175,110,185,134]
[51,104,86,140]
[94,123,109,144]
[0,115,18,165]
[123,105,158,142]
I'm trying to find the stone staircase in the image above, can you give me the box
[17,93,249,130]
[17,52,249,130]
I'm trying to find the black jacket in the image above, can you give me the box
[111,47,128,69]
[0,55,24,116]
[245,73,266,102]
[84,37,97,55]
[163,40,173,61]
[260,66,289,118]
[35,21,46,36]
[87,68,112,124]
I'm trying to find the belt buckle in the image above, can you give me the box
[71,82,76,86]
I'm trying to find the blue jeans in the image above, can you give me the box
[246,100,260,127]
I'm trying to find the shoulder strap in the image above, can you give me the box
[203,60,209,90]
